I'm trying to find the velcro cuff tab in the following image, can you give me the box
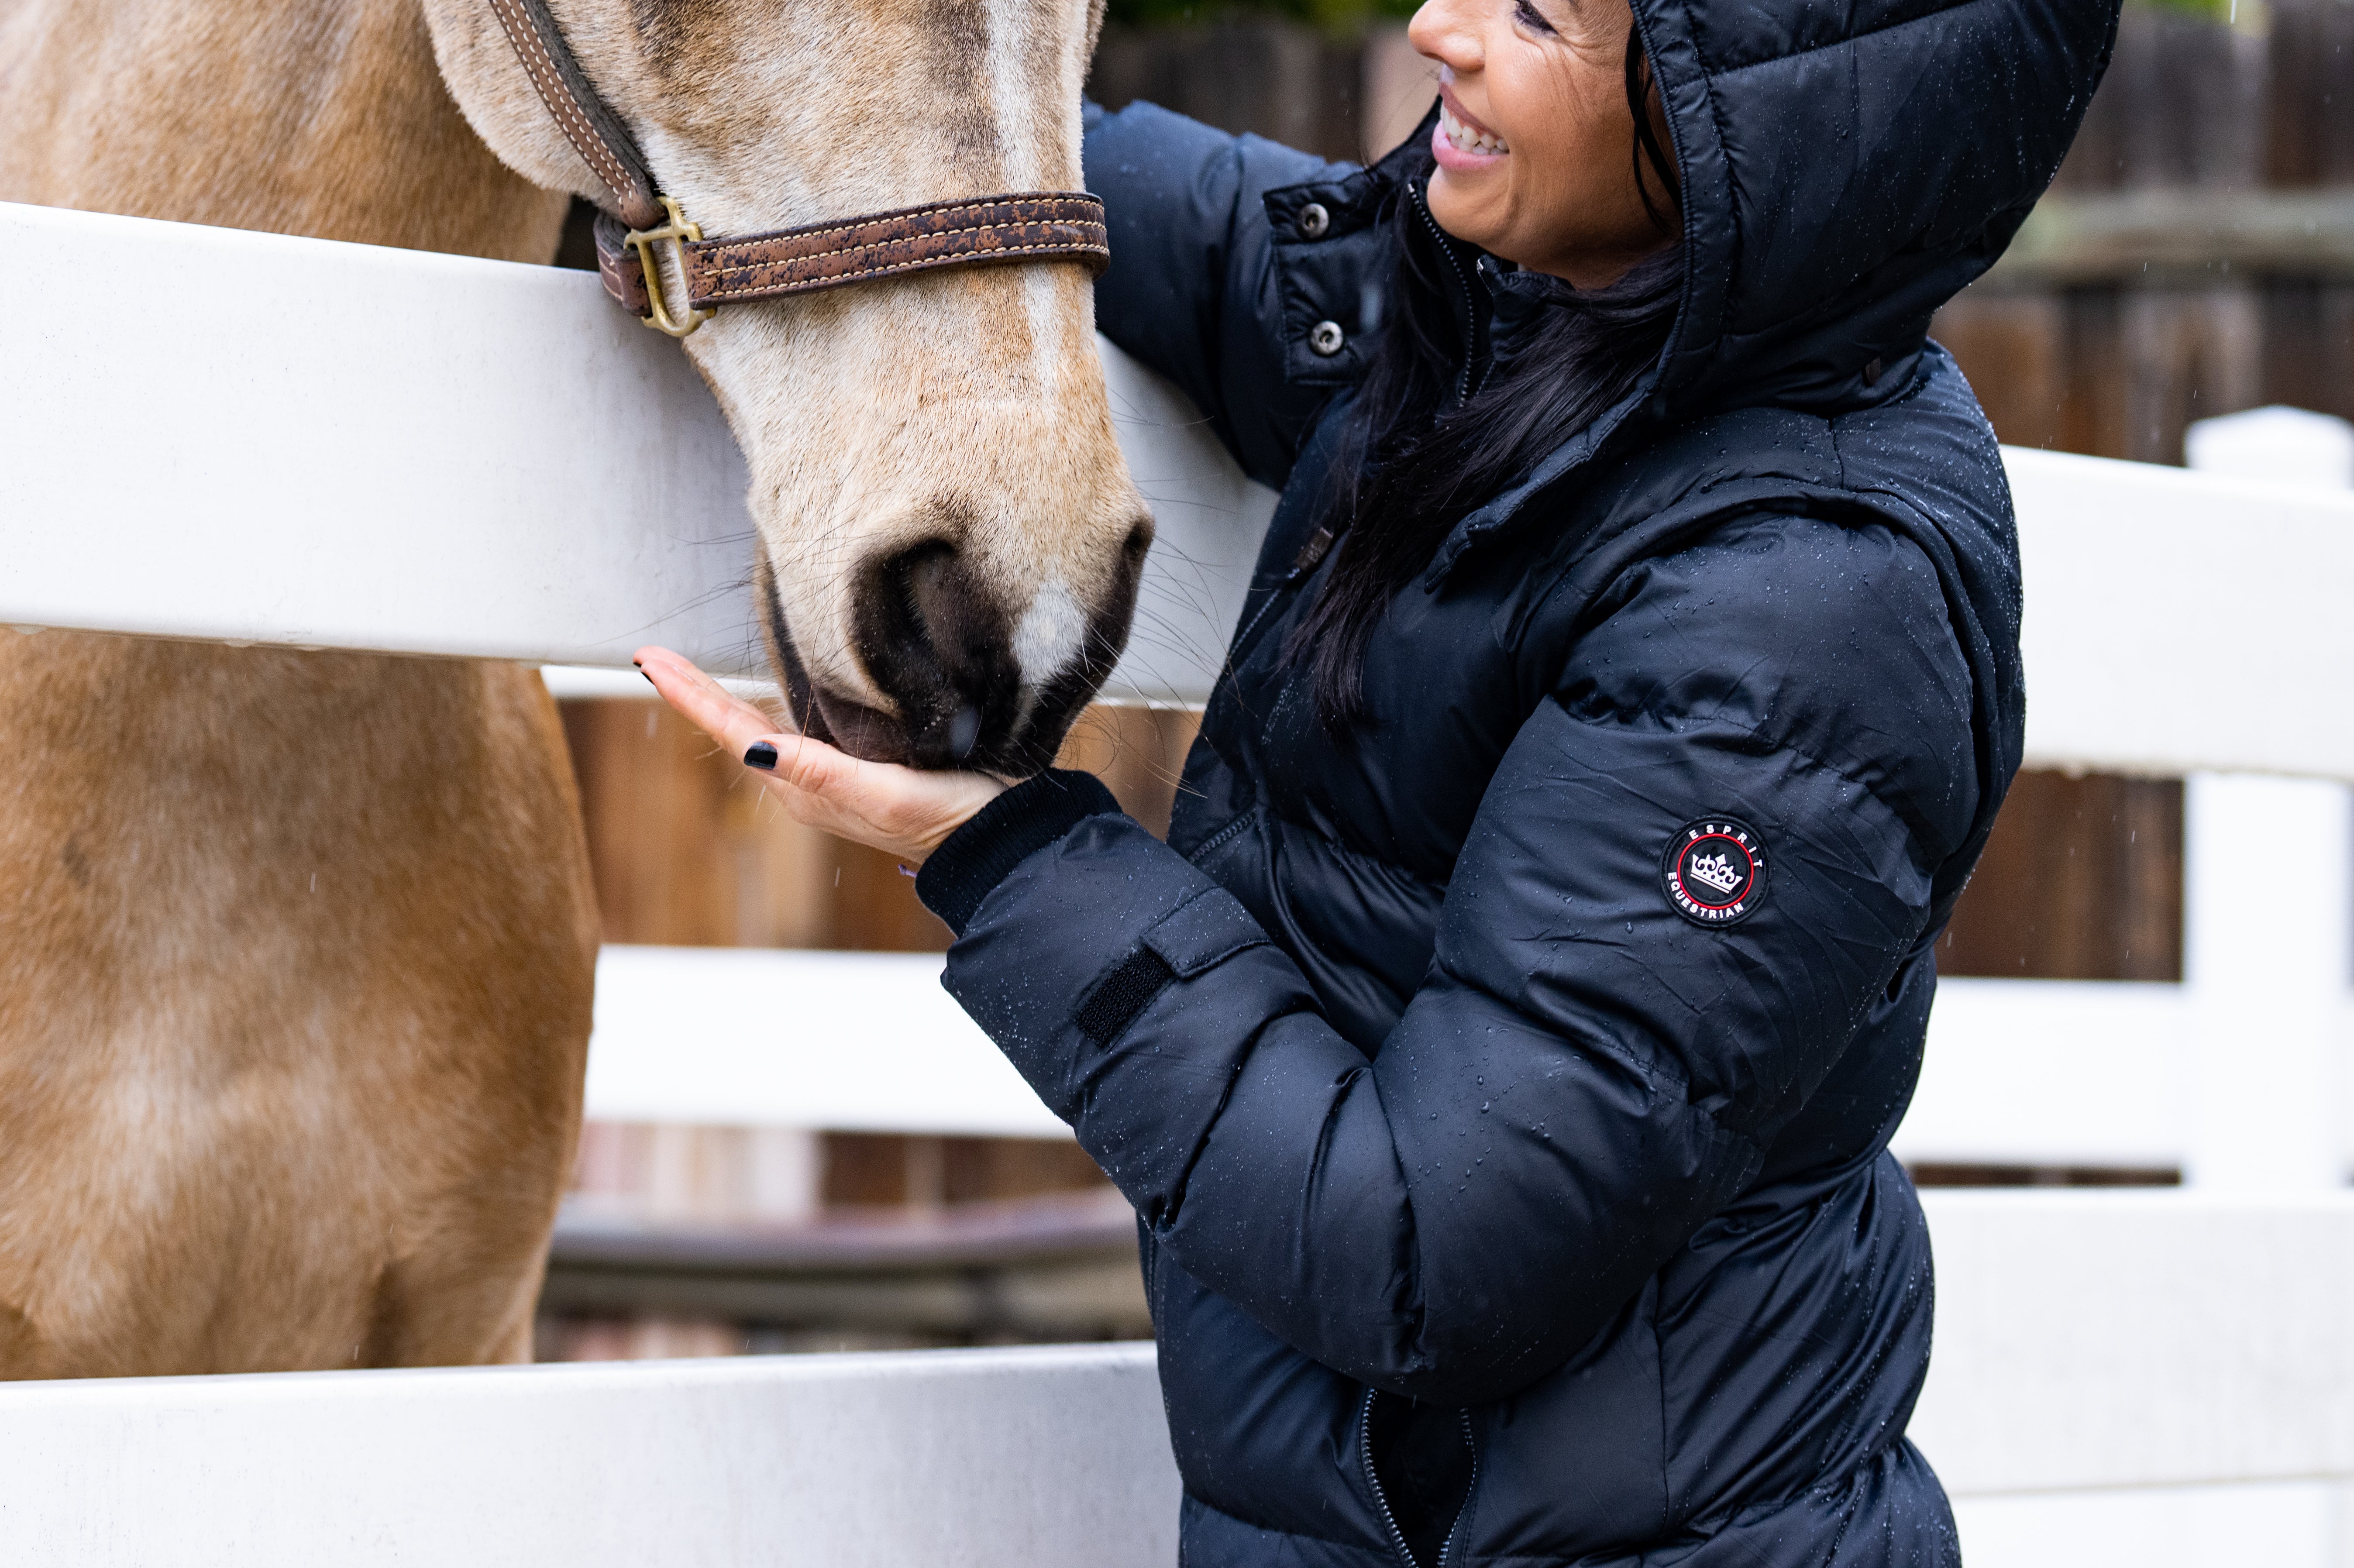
[1143,890,1268,979]
[1075,947,1177,1046]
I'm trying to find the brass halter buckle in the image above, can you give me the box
[624,196,715,338]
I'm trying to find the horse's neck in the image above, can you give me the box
[0,0,564,258]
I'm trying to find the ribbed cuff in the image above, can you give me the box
[917,769,1123,937]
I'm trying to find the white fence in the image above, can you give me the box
[1,1193,2347,1567]
[0,199,1270,698]
[5,196,2354,1564]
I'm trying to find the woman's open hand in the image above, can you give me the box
[633,646,1005,865]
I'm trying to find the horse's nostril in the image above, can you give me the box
[888,541,961,642]
[947,703,982,762]
[851,538,1021,769]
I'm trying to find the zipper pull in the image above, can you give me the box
[1291,526,1338,577]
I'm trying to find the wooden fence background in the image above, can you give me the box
[539,0,2351,1355]
[1940,0,2354,462]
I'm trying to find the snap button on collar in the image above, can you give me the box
[1308,320,1346,356]
[1298,202,1331,239]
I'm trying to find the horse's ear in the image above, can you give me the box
[481,0,666,228]
[418,0,623,208]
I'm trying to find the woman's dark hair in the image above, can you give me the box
[1284,22,1684,735]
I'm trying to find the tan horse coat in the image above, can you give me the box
[0,0,595,1375]
[0,0,1136,1377]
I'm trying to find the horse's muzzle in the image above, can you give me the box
[760,522,1149,775]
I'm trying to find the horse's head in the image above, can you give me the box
[424,0,1149,773]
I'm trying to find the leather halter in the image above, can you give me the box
[486,0,1110,337]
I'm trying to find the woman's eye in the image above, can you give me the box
[1513,0,1558,33]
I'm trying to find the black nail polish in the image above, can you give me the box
[744,741,778,771]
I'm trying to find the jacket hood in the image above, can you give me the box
[1639,0,2121,413]
[1407,0,2121,582]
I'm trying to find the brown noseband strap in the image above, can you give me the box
[485,0,1108,332]
[589,195,1109,314]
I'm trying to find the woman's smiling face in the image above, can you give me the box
[1406,0,1672,288]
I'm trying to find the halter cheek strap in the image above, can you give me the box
[485,0,1109,337]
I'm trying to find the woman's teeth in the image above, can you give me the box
[1441,103,1508,156]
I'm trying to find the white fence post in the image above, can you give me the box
[2181,407,2354,1191]
[2182,773,2352,1188]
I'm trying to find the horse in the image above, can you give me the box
[0,0,1142,1377]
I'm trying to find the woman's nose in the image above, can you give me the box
[1406,0,1483,74]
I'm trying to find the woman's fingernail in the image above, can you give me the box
[744,741,779,771]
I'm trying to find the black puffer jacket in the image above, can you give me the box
[916,3,2117,1563]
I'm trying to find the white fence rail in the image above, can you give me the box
[0,1192,2345,1568]
[586,946,1058,1138]
[6,196,2351,757]
[2003,446,2354,780]
[0,199,1270,705]
[8,200,2354,1563]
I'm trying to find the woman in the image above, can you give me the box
[640,0,2118,1560]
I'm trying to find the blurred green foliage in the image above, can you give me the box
[1104,0,1414,33]
[2130,0,2237,15]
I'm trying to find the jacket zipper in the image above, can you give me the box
[1359,1387,1421,1568]
[1226,577,1290,663]
[1359,1391,1480,1568]
[1217,515,1335,685]
[1186,808,1256,870]
[1411,187,1479,406]
[1434,1410,1480,1568]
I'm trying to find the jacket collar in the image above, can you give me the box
[1287,125,1672,585]
[1291,116,1935,588]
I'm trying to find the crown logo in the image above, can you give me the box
[1684,850,1745,895]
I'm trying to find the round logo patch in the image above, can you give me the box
[1662,817,1767,927]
